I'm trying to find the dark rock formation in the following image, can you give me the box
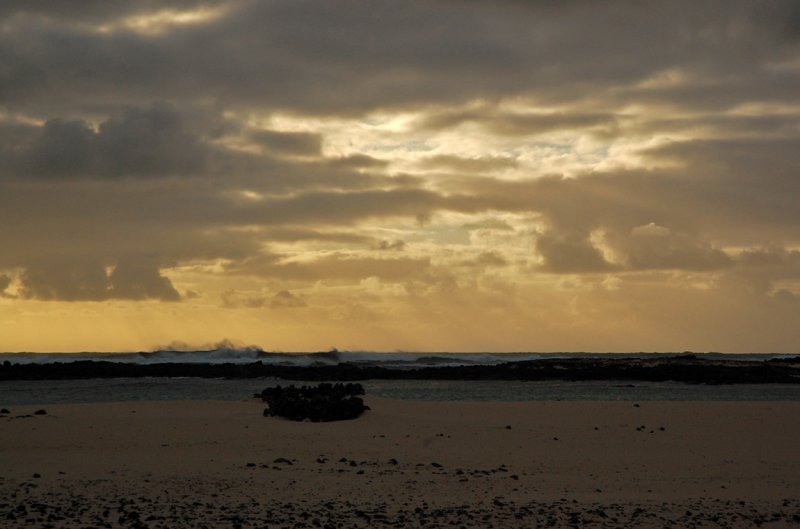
[1,355,799,384]
[260,383,369,422]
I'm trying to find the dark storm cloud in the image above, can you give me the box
[0,103,401,197]
[3,0,798,117]
[7,104,211,178]
[18,257,180,301]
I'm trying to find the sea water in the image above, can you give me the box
[2,377,800,406]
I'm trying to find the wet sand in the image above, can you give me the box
[1,398,799,527]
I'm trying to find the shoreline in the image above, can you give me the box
[3,354,800,384]
[2,398,799,527]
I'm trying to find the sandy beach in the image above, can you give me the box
[2,397,799,528]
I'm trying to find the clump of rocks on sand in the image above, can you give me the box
[259,382,369,422]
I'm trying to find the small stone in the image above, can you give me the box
[34,409,47,416]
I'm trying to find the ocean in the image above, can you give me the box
[1,349,797,368]
[2,377,800,406]
[2,349,799,405]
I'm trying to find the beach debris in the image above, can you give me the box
[34,409,47,415]
[0,408,9,414]
[259,383,369,422]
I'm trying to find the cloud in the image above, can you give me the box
[221,288,307,309]
[3,1,797,118]
[375,239,405,251]
[107,259,181,301]
[631,223,670,238]
[18,258,180,301]
[220,290,267,309]
[249,129,322,157]
[462,251,508,269]
[535,232,615,273]
[231,253,434,283]
[2,0,800,352]
[270,290,307,309]
[729,246,800,293]
[416,154,518,173]
[418,108,617,137]
[7,103,213,178]
[621,228,732,272]
[0,274,13,297]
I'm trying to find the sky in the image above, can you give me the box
[1,0,799,353]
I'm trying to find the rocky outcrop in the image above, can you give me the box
[1,355,799,384]
[260,383,369,422]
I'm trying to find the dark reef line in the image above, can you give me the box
[2,355,799,384]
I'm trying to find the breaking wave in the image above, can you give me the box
[0,345,543,368]
[0,344,791,368]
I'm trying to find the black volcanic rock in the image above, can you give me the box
[1,355,799,384]
[260,383,368,422]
